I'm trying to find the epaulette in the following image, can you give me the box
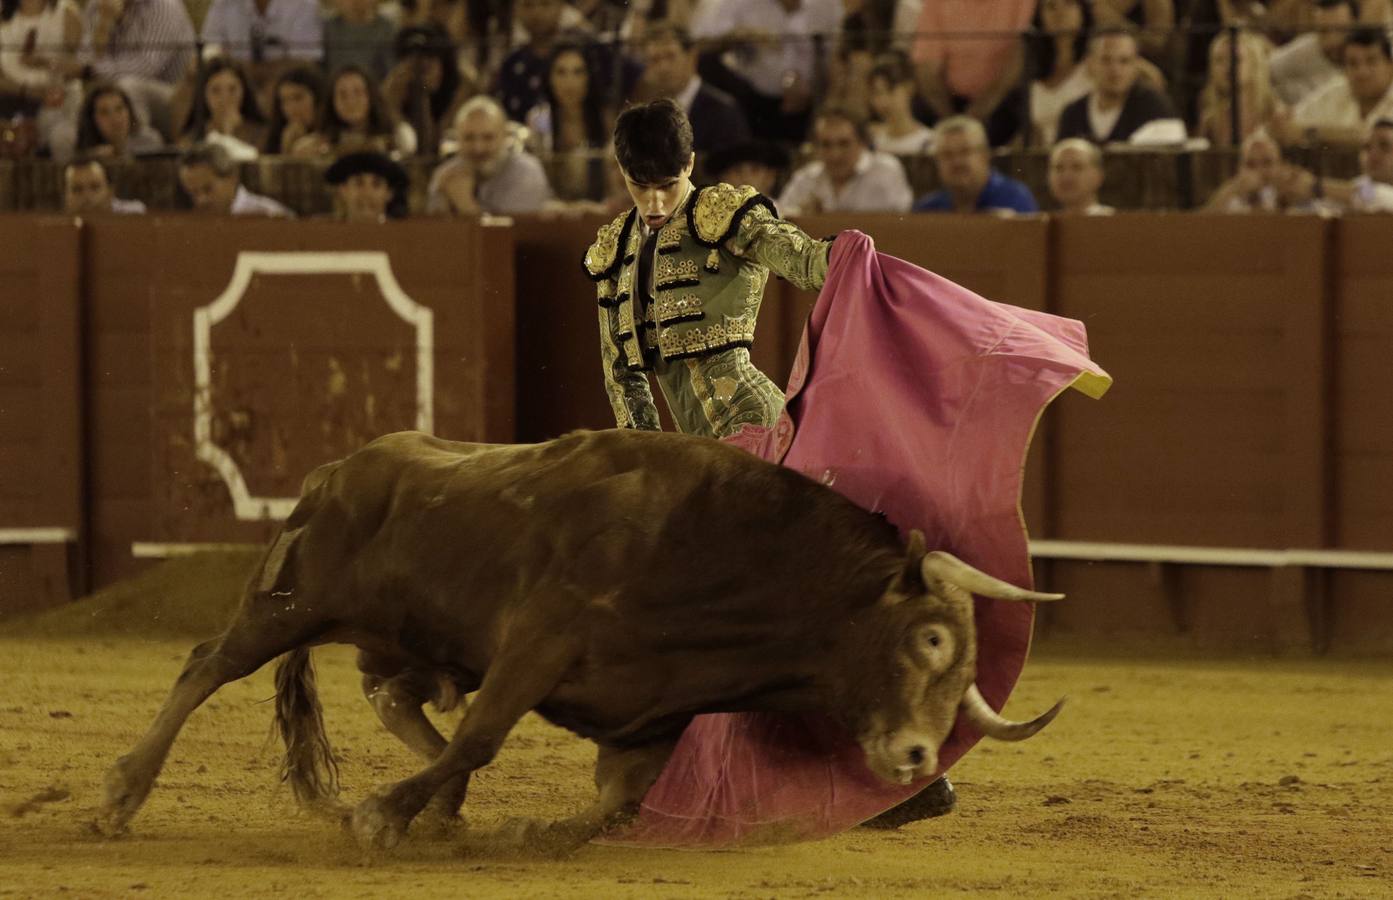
[686,183,777,248]
[582,209,636,281]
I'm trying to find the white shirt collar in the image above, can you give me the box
[852,148,873,177]
[810,149,872,185]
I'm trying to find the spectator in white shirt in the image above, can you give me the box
[1047,137,1112,214]
[427,95,556,215]
[690,0,843,142]
[1028,0,1095,147]
[63,156,146,213]
[1270,0,1356,107]
[777,105,913,214]
[1277,117,1393,212]
[1202,128,1288,213]
[177,140,292,216]
[867,51,934,155]
[0,0,82,152]
[1284,27,1393,146]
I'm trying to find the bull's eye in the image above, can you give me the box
[918,624,954,669]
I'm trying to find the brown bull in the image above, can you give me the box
[96,429,1064,852]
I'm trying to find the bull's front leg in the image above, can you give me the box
[360,668,472,836]
[492,738,677,858]
[350,636,579,851]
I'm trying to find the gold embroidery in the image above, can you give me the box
[596,279,616,301]
[746,276,762,311]
[616,299,636,338]
[657,217,685,253]
[658,313,756,357]
[622,334,645,368]
[654,293,704,323]
[655,257,700,288]
[684,358,721,432]
[616,266,633,300]
[734,208,831,291]
[705,249,720,272]
[584,211,629,277]
[692,183,760,244]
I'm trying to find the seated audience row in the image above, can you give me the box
[64,141,411,222]
[59,112,1393,223]
[1204,118,1393,213]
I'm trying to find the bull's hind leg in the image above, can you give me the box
[95,603,326,836]
[358,659,474,834]
[494,739,677,857]
[350,632,581,851]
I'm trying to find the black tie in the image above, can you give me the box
[637,228,658,310]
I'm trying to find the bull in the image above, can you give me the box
[95,429,1064,852]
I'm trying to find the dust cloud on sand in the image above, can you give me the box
[1,556,1390,898]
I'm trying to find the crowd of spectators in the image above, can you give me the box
[3,0,1393,220]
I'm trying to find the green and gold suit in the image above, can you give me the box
[584,183,832,438]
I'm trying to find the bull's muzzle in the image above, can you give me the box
[865,732,941,785]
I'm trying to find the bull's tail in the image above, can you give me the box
[274,648,340,809]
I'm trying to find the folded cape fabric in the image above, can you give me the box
[603,231,1112,848]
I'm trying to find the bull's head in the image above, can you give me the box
[853,530,1065,786]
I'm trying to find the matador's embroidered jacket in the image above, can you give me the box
[584,182,832,438]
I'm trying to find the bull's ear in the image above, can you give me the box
[905,529,927,563]
[885,529,929,600]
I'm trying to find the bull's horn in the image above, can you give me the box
[961,684,1065,741]
[921,551,1065,602]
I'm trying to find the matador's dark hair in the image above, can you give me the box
[613,98,694,184]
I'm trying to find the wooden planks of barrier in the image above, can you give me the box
[84,216,515,586]
[1332,217,1393,550]
[512,215,622,442]
[0,216,83,615]
[1049,213,1332,548]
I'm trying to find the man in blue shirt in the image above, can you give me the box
[913,116,1038,214]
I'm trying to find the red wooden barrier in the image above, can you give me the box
[84,217,514,585]
[0,216,83,614]
[4,212,1393,653]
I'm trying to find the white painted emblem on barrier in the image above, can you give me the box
[194,252,434,521]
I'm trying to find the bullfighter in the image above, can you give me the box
[584,98,829,440]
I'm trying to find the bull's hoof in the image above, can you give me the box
[351,796,408,851]
[495,817,582,859]
[92,758,150,837]
[303,797,353,828]
[496,816,543,847]
[89,812,130,839]
[412,805,467,840]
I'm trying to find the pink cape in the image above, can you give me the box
[601,231,1112,848]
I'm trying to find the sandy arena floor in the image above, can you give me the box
[0,562,1390,898]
